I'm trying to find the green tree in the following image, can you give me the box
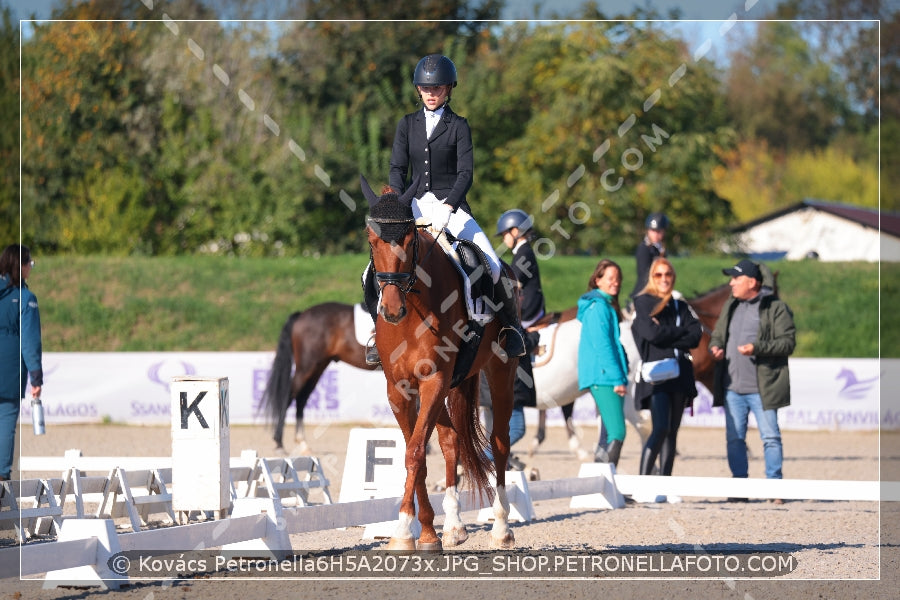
[724,21,851,153]
[21,8,164,253]
[0,4,17,246]
[465,21,735,254]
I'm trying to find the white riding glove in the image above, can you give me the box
[433,201,453,230]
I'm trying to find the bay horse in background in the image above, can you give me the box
[363,175,519,551]
[261,302,374,454]
[526,283,729,460]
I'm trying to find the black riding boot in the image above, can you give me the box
[606,439,623,467]
[492,273,527,358]
[639,445,659,476]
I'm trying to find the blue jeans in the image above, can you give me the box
[724,390,783,479]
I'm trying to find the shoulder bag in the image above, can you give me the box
[637,299,681,384]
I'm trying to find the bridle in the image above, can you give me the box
[367,215,421,298]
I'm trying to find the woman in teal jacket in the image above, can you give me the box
[577,259,629,466]
[0,244,43,481]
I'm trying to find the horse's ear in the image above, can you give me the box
[399,176,419,206]
[360,175,379,207]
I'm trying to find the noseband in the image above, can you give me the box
[367,215,420,297]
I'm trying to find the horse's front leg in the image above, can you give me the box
[387,391,442,552]
[435,414,467,547]
[386,391,419,552]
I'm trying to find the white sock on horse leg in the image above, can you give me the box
[442,485,463,533]
[392,511,416,540]
[492,485,511,537]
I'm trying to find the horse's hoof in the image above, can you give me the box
[441,526,468,548]
[416,539,443,553]
[274,445,288,457]
[292,440,311,456]
[386,537,417,552]
[490,532,516,550]
[529,468,540,482]
[527,437,540,458]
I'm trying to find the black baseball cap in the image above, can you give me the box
[723,259,762,281]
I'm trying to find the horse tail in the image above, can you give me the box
[262,311,302,427]
[448,376,494,504]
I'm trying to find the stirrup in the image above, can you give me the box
[501,326,527,358]
[365,334,381,366]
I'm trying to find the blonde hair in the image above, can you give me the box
[638,257,676,317]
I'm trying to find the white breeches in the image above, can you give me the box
[412,193,502,283]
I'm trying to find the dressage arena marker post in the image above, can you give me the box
[569,462,626,510]
[338,427,419,540]
[170,376,231,521]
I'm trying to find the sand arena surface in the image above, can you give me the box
[2,421,898,599]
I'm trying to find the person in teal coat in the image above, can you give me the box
[577,259,629,466]
[0,244,43,481]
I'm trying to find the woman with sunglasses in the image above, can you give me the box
[631,257,701,483]
[0,244,43,481]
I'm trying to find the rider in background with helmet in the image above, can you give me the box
[496,209,545,330]
[480,209,546,471]
[372,53,526,366]
[629,212,669,305]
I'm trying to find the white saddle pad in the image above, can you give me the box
[353,303,375,346]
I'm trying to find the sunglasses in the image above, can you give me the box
[652,271,674,279]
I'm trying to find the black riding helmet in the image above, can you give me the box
[413,54,458,88]
[645,212,669,231]
[496,209,533,237]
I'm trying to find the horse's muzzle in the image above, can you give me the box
[380,303,407,324]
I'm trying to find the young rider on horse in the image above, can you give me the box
[365,53,527,366]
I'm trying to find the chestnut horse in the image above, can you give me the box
[260,302,373,454]
[362,176,519,551]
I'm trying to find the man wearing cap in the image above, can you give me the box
[629,212,669,302]
[709,259,795,496]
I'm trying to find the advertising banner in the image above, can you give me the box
[19,353,890,431]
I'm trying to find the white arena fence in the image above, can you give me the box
[0,446,893,588]
[16,354,892,431]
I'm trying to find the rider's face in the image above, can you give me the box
[417,85,450,110]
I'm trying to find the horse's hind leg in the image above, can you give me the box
[528,409,547,457]
[490,484,515,549]
[485,363,516,550]
[562,403,591,461]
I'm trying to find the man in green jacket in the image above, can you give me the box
[709,259,795,491]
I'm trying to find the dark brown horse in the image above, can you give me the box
[261,302,374,453]
[363,176,518,551]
